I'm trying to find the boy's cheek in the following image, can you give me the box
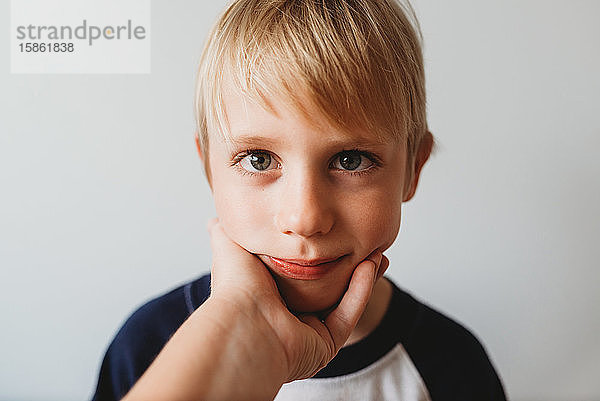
[364,218,401,259]
[348,194,403,254]
[213,198,270,254]
[212,183,403,259]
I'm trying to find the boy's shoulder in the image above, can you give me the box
[91,274,211,401]
[385,280,507,400]
[108,274,212,356]
[308,278,506,400]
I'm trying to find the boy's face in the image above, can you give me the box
[206,81,410,313]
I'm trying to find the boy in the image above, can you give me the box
[92,0,506,400]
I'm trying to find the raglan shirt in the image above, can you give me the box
[91,275,506,401]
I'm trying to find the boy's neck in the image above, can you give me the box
[343,277,393,347]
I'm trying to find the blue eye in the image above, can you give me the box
[238,151,277,172]
[233,149,380,176]
[332,151,374,172]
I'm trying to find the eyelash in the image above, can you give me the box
[230,149,280,177]
[230,148,383,177]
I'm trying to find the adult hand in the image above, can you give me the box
[207,217,389,382]
[124,218,389,401]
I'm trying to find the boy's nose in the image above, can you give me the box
[274,171,335,238]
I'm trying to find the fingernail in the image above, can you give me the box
[371,250,382,266]
[206,217,218,232]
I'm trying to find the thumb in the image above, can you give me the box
[324,250,382,350]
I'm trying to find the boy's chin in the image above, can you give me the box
[273,275,346,314]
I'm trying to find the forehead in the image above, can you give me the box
[218,76,392,148]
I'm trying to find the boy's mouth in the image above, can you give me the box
[260,255,346,280]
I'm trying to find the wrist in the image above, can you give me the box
[124,294,289,401]
[198,295,290,398]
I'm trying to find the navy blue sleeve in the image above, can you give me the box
[404,302,507,401]
[90,277,211,401]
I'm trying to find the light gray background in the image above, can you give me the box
[1,1,599,400]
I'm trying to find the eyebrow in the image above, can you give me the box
[228,132,389,149]
[227,133,280,148]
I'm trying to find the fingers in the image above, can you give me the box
[207,218,258,272]
[206,217,219,233]
[206,218,252,293]
[207,218,236,260]
[377,255,390,281]
[324,250,382,350]
[206,218,280,301]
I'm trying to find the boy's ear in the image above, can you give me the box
[403,130,434,202]
[195,131,214,189]
[194,130,204,162]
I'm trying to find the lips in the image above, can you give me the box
[262,255,345,280]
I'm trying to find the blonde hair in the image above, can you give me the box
[194,0,430,180]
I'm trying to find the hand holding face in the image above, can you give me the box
[207,217,389,382]
[124,218,389,401]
